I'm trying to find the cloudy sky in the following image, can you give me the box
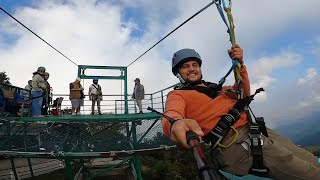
[0,0,319,128]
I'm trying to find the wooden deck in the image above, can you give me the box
[0,158,64,180]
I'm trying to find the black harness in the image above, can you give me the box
[176,82,269,177]
[174,81,222,99]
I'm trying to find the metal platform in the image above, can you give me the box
[2,112,161,123]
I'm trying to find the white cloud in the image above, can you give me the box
[298,68,317,85]
[246,52,301,102]
[297,68,319,108]
[254,67,320,128]
[250,52,302,80]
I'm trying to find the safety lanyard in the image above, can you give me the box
[215,0,243,99]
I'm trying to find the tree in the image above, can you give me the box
[140,132,202,180]
[0,71,11,85]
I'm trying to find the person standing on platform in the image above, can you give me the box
[88,77,103,115]
[132,78,144,114]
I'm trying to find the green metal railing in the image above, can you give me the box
[0,82,177,180]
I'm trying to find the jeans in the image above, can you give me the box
[31,91,43,116]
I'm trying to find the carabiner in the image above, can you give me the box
[213,0,221,5]
[222,0,232,10]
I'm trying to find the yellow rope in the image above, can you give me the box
[225,7,243,98]
[218,126,239,148]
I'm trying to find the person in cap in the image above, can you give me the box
[161,44,320,179]
[88,77,103,115]
[31,66,47,116]
[132,78,144,114]
[69,77,84,115]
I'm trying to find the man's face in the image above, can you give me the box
[178,60,202,82]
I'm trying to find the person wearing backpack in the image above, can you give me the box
[69,77,84,115]
[31,66,47,116]
[88,77,103,115]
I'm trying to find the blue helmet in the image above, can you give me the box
[171,48,202,75]
[93,77,98,81]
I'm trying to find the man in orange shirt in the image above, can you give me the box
[162,44,320,179]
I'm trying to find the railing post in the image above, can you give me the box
[65,158,73,180]
[150,94,154,109]
[124,68,128,114]
[10,158,19,180]
[161,91,164,112]
[131,122,142,180]
[24,123,34,178]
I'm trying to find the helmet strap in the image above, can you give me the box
[176,73,185,84]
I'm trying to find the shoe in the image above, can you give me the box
[138,111,143,114]
[72,112,76,115]
[90,112,94,115]
[98,113,102,115]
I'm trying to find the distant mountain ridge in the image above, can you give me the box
[273,111,320,146]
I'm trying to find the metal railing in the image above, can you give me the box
[50,83,178,115]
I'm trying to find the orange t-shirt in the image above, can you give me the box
[162,65,251,137]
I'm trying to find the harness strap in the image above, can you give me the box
[91,84,102,96]
[175,81,222,99]
[245,108,269,177]
[203,108,241,149]
[249,125,268,177]
[202,88,269,177]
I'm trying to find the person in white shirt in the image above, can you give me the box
[21,80,32,98]
[88,78,103,115]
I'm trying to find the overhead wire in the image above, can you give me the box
[0,6,78,66]
[1,2,221,69]
[126,1,216,68]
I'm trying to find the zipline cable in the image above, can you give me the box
[0,6,78,66]
[126,1,217,67]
